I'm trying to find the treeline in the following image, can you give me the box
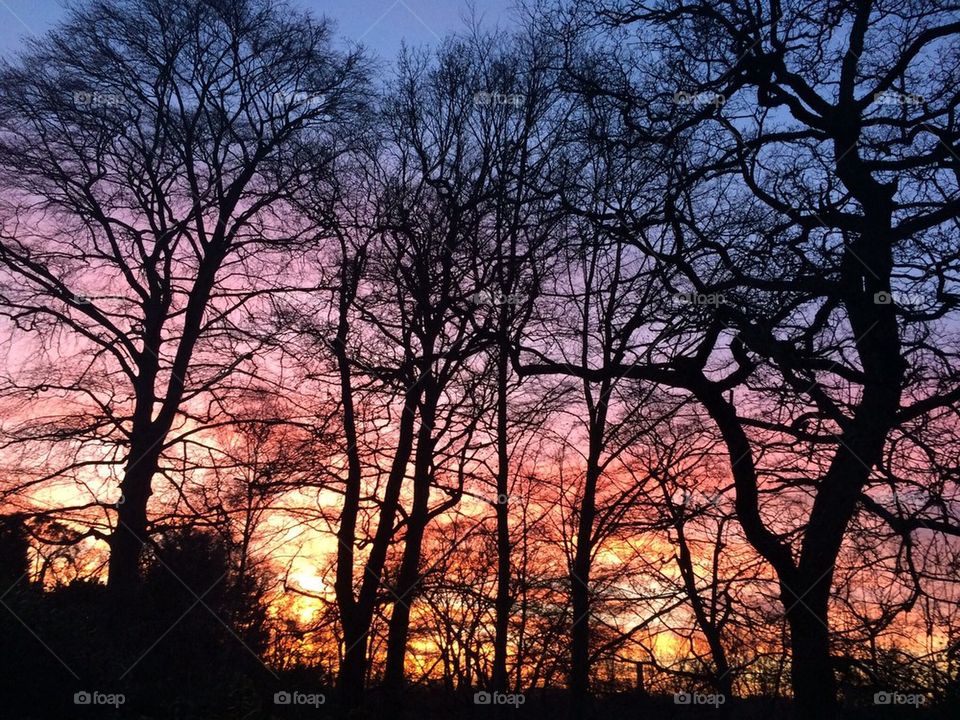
[0,0,959,719]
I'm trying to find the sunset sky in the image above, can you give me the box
[0,1,957,718]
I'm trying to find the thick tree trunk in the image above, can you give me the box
[107,439,161,599]
[338,617,369,710]
[788,590,837,720]
[106,259,220,598]
[106,505,144,597]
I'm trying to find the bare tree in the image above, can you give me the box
[0,0,369,599]
[0,2,958,717]
[553,1,960,716]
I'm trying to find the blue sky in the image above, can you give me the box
[0,0,516,62]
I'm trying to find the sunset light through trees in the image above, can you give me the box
[0,1,959,719]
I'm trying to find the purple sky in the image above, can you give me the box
[0,0,516,62]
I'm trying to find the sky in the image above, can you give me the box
[0,0,516,63]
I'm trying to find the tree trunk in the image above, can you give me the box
[336,383,419,709]
[788,590,837,720]
[569,371,609,720]
[569,463,599,720]
[381,509,427,696]
[569,558,592,720]
[382,393,437,697]
[673,511,733,700]
[492,344,512,695]
[331,254,367,711]
[338,616,368,710]
[107,438,160,600]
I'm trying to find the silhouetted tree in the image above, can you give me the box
[553,1,960,716]
[0,0,370,601]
